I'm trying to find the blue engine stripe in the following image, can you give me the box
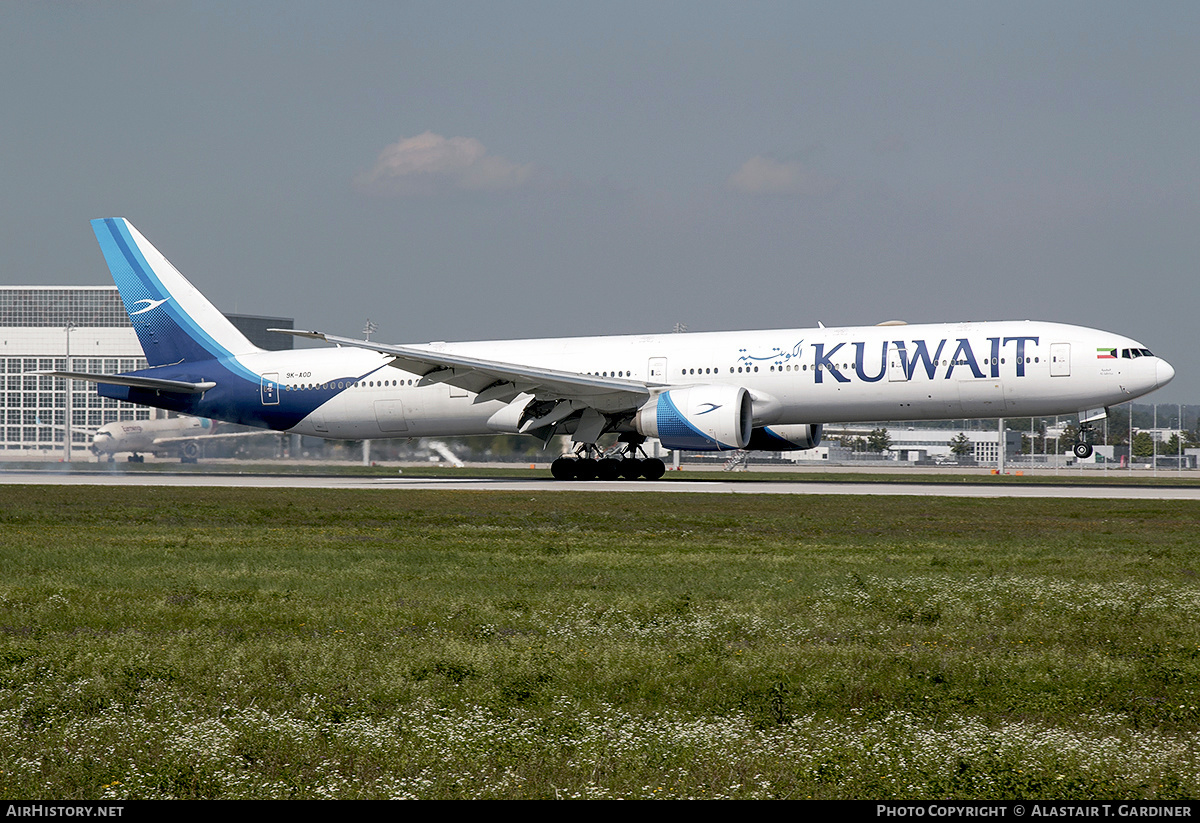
[656,392,734,451]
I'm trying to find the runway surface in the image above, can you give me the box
[2,469,1199,499]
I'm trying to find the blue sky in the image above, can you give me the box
[2,1,1196,401]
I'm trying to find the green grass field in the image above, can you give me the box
[2,485,1198,799]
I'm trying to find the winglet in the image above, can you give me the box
[269,328,330,342]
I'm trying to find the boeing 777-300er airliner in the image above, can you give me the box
[44,218,1176,480]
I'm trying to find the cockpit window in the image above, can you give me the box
[1121,348,1155,359]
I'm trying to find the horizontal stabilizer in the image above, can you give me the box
[35,371,216,395]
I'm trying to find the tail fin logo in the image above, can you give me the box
[130,298,170,315]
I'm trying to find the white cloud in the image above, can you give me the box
[355,132,534,194]
[725,155,836,197]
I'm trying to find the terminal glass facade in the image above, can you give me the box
[0,287,131,328]
[2,355,150,452]
[2,286,293,457]
[2,287,150,454]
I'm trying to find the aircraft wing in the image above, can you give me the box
[35,371,217,395]
[273,330,656,412]
[149,431,282,446]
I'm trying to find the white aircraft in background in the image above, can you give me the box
[91,415,211,462]
[89,415,275,463]
[43,218,1175,480]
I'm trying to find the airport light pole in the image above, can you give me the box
[1053,416,1059,474]
[64,321,76,463]
[1123,405,1132,475]
[997,417,1005,474]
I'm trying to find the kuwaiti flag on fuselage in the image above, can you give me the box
[92,218,263,367]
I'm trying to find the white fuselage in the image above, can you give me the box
[226,320,1171,441]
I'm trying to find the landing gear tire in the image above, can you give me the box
[619,458,643,480]
[641,458,666,480]
[596,457,622,481]
[1073,442,1093,459]
[551,457,576,480]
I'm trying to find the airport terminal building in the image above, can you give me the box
[1,286,291,458]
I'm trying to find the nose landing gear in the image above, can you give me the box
[1072,422,1095,459]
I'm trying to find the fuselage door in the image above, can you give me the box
[261,373,280,405]
[887,344,908,382]
[1050,343,1071,377]
[958,378,1006,416]
[374,399,409,433]
[648,357,668,382]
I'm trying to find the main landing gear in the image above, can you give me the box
[180,440,201,464]
[550,437,666,481]
[1073,422,1095,459]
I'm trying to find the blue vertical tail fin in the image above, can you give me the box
[91,218,262,367]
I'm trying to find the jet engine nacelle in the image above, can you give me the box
[746,423,824,451]
[635,385,753,451]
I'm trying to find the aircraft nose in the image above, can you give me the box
[1157,358,1176,388]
